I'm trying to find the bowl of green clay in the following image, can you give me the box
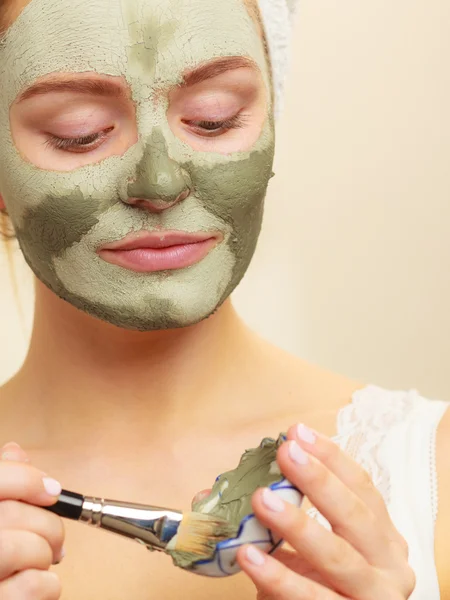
[168,434,304,577]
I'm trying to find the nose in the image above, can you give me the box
[126,188,190,213]
[126,138,192,213]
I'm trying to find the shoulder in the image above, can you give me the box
[434,403,450,599]
[250,337,362,416]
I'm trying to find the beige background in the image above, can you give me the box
[1,0,450,400]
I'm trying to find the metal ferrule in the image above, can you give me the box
[80,496,183,552]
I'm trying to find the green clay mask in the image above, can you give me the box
[168,434,286,568]
[0,0,275,330]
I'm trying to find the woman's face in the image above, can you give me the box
[0,0,274,331]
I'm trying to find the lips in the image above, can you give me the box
[101,230,216,251]
[98,230,221,273]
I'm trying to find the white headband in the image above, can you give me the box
[258,0,300,117]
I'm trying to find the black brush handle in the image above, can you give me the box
[44,489,85,520]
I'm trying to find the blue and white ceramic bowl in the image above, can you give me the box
[189,477,303,577]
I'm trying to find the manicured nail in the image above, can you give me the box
[43,477,62,497]
[262,488,285,512]
[246,545,265,566]
[296,423,317,444]
[288,440,309,465]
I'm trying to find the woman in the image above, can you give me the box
[0,0,448,598]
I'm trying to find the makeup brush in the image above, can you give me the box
[44,489,236,561]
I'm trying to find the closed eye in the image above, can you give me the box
[182,114,249,138]
[44,127,115,153]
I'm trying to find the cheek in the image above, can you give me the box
[17,189,100,259]
[12,188,104,296]
[189,146,274,216]
[185,142,274,276]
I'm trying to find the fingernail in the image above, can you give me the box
[43,477,62,497]
[53,547,65,565]
[1,442,30,463]
[1,451,22,461]
[1,442,21,461]
[288,440,309,465]
[262,488,285,512]
[296,423,317,444]
[2,441,21,450]
[246,545,265,566]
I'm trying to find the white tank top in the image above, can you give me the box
[306,385,449,599]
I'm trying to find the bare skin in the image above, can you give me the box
[1,281,450,599]
[0,281,361,599]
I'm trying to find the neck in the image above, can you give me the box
[12,280,260,449]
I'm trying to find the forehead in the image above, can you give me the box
[0,0,267,103]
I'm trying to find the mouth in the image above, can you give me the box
[98,230,222,273]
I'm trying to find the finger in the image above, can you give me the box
[252,488,388,599]
[0,569,61,600]
[1,442,30,463]
[272,547,333,587]
[272,547,334,589]
[191,489,212,506]
[271,546,315,577]
[0,462,62,506]
[276,440,404,569]
[0,530,54,580]
[0,501,65,565]
[288,424,407,552]
[237,544,346,600]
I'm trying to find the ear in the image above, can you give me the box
[0,194,5,211]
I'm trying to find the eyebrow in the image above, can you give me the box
[181,56,259,87]
[17,56,258,102]
[17,79,126,102]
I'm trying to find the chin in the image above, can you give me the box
[31,244,249,331]
[53,285,229,332]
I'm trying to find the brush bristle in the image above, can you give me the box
[174,512,237,556]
